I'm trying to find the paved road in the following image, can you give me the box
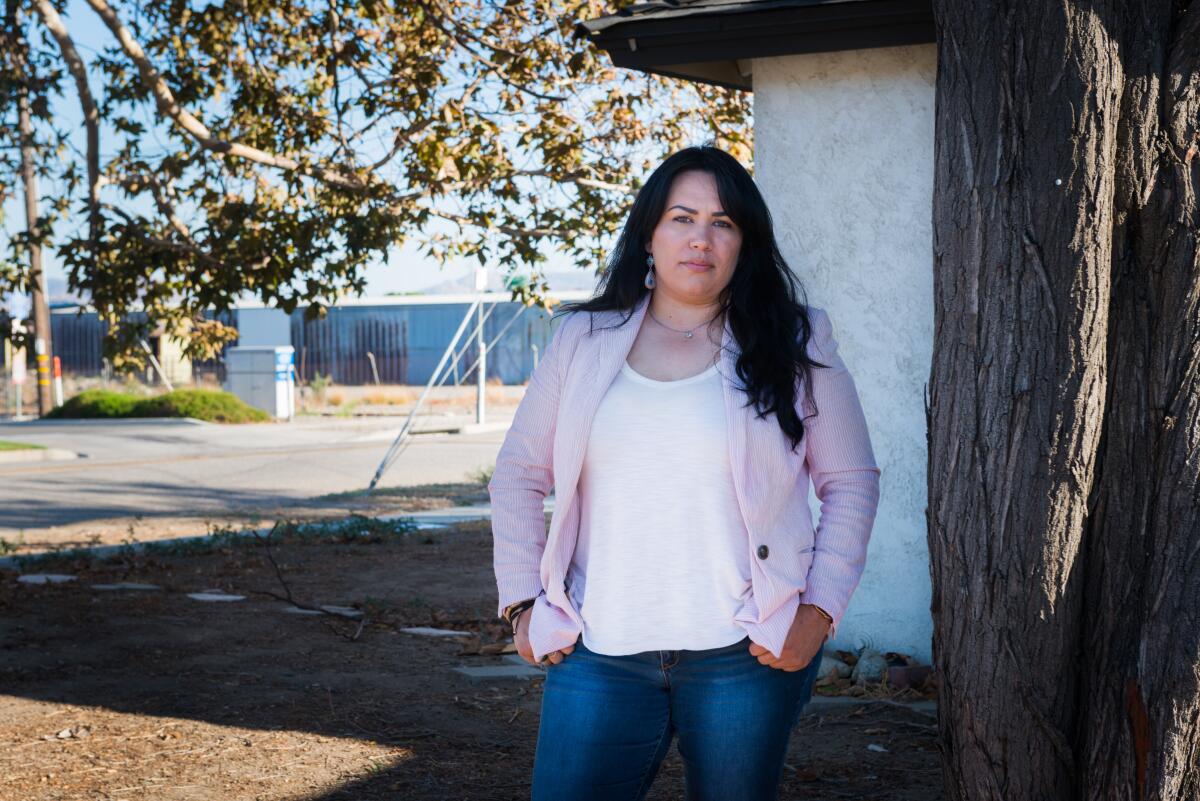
[0,416,511,533]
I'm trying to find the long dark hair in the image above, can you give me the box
[560,145,823,451]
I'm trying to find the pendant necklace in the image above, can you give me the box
[647,307,718,340]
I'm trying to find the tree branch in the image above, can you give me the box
[103,201,224,270]
[425,207,586,239]
[83,0,369,192]
[512,167,632,194]
[33,0,101,261]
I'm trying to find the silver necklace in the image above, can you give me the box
[647,307,718,340]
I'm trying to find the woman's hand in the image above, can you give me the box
[748,603,829,672]
[513,609,575,666]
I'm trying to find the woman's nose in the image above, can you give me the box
[690,236,712,250]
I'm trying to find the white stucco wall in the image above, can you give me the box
[753,45,936,660]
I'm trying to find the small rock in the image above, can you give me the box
[817,656,852,679]
[18,574,76,585]
[851,648,889,684]
[867,743,889,753]
[887,663,933,690]
[56,728,73,739]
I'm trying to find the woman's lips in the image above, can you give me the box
[681,261,713,271]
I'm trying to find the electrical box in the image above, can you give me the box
[224,346,295,420]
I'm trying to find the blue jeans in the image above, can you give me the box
[531,635,823,801]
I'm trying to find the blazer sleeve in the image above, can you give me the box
[488,312,573,617]
[797,307,882,636]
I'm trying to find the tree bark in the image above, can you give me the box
[34,0,101,263]
[929,1,1200,799]
[1079,4,1200,800]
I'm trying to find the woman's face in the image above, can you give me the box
[646,170,742,307]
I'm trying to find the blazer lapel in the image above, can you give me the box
[719,315,752,526]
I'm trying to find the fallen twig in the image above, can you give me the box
[250,524,368,627]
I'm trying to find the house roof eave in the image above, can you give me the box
[577,0,935,90]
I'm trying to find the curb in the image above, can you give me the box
[0,448,80,464]
[2,417,212,427]
[0,514,433,571]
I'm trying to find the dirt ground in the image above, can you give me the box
[0,494,943,801]
[1,482,493,557]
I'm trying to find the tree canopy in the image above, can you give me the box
[0,0,751,365]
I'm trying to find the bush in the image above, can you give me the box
[47,389,270,423]
[137,389,271,423]
[46,389,140,419]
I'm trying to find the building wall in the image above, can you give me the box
[289,300,562,386]
[754,44,937,660]
[236,308,293,348]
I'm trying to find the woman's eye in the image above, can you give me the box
[673,215,692,223]
[714,220,731,228]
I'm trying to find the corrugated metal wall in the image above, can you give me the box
[49,310,232,380]
[51,311,106,375]
[292,301,559,385]
[48,301,563,386]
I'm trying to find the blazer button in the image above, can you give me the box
[756,544,769,559]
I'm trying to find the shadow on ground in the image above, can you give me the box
[0,522,941,800]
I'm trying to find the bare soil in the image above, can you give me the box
[2,482,492,557]
[0,508,942,800]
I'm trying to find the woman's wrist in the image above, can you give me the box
[503,597,536,633]
[511,606,531,631]
[804,603,833,626]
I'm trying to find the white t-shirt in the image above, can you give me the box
[566,359,753,655]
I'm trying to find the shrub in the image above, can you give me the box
[47,388,269,423]
[46,389,140,419]
[136,389,271,423]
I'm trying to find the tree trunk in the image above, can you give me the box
[929,2,1200,799]
[1079,4,1200,800]
[12,2,55,416]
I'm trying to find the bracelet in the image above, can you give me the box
[806,603,833,625]
[510,606,531,632]
[502,598,536,633]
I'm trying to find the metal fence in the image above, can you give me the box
[43,299,568,386]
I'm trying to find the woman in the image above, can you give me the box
[489,146,880,800]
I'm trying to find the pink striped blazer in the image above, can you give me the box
[489,293,880,661]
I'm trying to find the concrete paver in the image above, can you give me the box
[452,664,545,683]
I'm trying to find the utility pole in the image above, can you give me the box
[11,0,54,415]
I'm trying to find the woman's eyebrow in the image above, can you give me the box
[666,204,729,217]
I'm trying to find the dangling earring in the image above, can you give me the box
[644,254,656,289]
